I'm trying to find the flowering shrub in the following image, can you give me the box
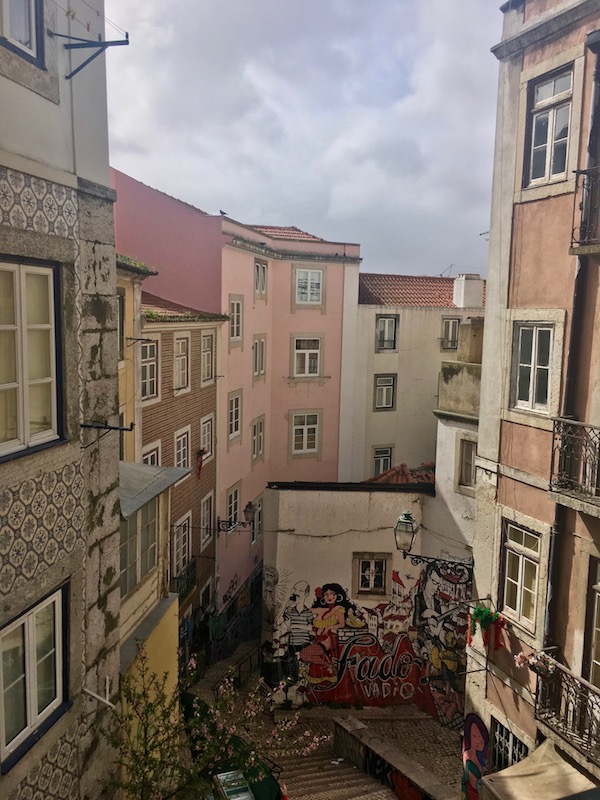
[186,674,329,778]
[513,650,557,676]
[105,647,328,799]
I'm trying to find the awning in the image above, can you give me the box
[119,461,189,518]
[480,740,600,800]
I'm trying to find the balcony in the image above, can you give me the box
[550,419,600,512]
[172,558,196,601]
[535,656,600,769]
[571,167,600,253]
[435,361,481,421]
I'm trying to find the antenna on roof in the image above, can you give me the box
[439,264,453,277]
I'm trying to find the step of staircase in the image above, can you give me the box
[277,745,396,800]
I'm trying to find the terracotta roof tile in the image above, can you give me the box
[366,462,436,486]
[249,224,324,242]
[141,292,227,323]
[359,273,485,307]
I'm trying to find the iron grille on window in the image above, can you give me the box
[490,717,528,773]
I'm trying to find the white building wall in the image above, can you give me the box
[352,304,483,480]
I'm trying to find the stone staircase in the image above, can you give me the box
[277,747,396,799]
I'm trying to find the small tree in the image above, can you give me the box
[104,645,202,800]
[105,649,327,800]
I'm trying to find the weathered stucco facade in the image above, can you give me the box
[0,3,121,798]
[466,1,600,796]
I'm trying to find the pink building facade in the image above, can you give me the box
[110,170,361,649]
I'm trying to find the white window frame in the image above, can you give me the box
[200,414,214,463]
[173,333,190,393]
[441,317,460,350]
[0,261,59,457]
[352,552,392,597]
[512,323,552,413]
[527,69,572,186]
[120,499,158,597]
[255,261,267,297]
[292,411,319,455]
[293,337,321,378]
[173,512,192,577]
[376,315,398,351]
[226,485,240,530]
[201,332,215,385]
[253,336,266,378]
[374,374,396,410]
[457,437,477,496]
[229,297,243,343]
[141,336,160,403]
[228,391,242,440]
[0,587,65,763]
[142,440,161,467]
[251,498,262,545]
[200,491,214,550]
[251,416,265,462]
[502,521,540,631]
[295,268,322,305]
[0,0,39,60]
[174,425,191,475]
[373,446,393,477]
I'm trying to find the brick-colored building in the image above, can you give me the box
[140,292,226,651]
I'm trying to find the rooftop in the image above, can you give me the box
[366,462,436,486]
[359,274,478,307]
[141,291,228,323]
[249,225,325,242]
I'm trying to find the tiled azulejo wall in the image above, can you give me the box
[0,462,85,595]
[7,722,85,800]
[0,167,78,238]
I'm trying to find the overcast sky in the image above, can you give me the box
[103,1,503,275]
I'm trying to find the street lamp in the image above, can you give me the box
[217,501,255,533]
[393,510,473,569]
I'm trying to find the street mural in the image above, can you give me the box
[268,561,472,729]
[461,713,489,800]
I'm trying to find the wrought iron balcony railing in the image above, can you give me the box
[535,655,600,767]
[572,167,600,248]
[172,558,196,601]
[550,418,600,500]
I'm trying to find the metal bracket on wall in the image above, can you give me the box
[80,420,134,449]
[46,29,129,80]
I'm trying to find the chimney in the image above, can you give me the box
[453,273,484,309]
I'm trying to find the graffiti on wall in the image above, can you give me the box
[461,713,489,800]
[365,748,427,800]
[268,560,471,728]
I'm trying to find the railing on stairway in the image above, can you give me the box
[212,643,262,701]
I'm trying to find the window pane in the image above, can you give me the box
[521,587,535,622]
[8,0,33,48]
[29,382,52,435]
[26,272,50,325]
[552,141,567,175]
[519,328,533,364]
[28,329,52,380]
[535,367,549,406]
[2,625,27,744]
[532,112,549,148]
[505,579,518,613]
[507,525,523,546]
[0,330,17,384]
[523,558,537,593]
[517,366,531,402]
[554,73,571,95]
[536,329,551,367]
[0,271,15,324]
[373,561,384,589]
[36,604,57,714]
[0,388,18,443]
[554,104,570,142]
[523,532,539,553]
[535,80,553,104]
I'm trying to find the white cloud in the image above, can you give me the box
[105,0,502,273]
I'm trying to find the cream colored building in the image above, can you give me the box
[343,273,484,481]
